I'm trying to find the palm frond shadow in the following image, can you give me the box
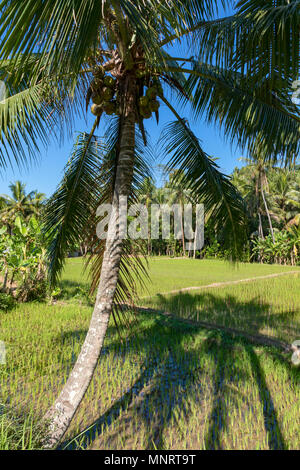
[59,304,294,450]
[204,336,286,450]
[146,291,300,343]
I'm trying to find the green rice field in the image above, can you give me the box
[0,258,299,449]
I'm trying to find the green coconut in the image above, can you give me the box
[136,69,146,79]
[103,76,115,88]
[146,86,157,100]
[139,96,149,107]
[102,87,114,100]
[142,110,152,119]
[103,101,116,115]
[139,105,152,119]
[149,100,160,113]
[92,93,103,105]
[91,104,103,116]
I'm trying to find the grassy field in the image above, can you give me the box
[0,258,300,450]
[61,256,299,297]
[142,274,300,344]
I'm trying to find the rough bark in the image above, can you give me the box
[193,225,197,259]
[2,268,8,292]
[43,76,136,448]
[180,202,185,256]
[258,211,264,240]
[261,186,275,243]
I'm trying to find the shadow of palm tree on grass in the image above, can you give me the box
[59,302,297,450]
[144,291,300,344]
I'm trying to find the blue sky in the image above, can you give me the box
[0,1,243,198]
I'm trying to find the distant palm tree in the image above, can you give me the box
[138,177,156,255]
[166,170,194,256]
[0,181,46,227]
[233,158,275,242]
[30,191,47,217]
[268,169,300,228]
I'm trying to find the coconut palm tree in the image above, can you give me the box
[1,181,34,218]
[0,0,299,447]
[165,169,194,256]
[0,181,46,229]
[138,176,156,255]
[233,157,276,242]
[268,168,300,228]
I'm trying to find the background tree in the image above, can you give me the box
[268,168,300,228]
[138,176,156,255]
[0,181,46,232]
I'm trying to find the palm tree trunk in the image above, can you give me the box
[2,268,8,292]
[193,224,197,259]
[43,77,136,448]
[180,202,185,256]
[261,186,275,243]
[9,271,15,293]
[258,211,264,240]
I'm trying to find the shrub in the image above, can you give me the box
[0,293,15,311]
[16,275,48,303]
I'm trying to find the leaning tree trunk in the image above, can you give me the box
[260,186,275,244]
[258,211,264,240]
[180,202,185,256]
[1,267,8,292]
[44,77,136,448]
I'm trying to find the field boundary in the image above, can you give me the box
[133,305,293,354]
[141,270,299,299]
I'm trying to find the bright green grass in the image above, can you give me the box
[141,274,300,344]
[1,257,300,449]
[0,305,299,450]
[61,256,299,298]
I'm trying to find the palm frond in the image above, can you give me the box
[43,121,102,287]
[183,62,300,163]
[0,80,56,169]
[160,119,248,260]
[0,56,90,169]
[0,0,106,83]
[86,117,153,299]
[189,1,300,86]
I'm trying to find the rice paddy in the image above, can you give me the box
[0,258,299,449]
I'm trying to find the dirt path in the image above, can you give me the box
[133,305,293,354]
[141,270,299,299]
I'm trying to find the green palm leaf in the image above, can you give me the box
[0,55,90,169]
[43,122,103,287]
[190,1,300,86]
[184,62,300,162]
[161,119,248,260]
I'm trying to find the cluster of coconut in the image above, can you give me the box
[90,67,162,121]
[138,81,162,119]
[90,67,118,117]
